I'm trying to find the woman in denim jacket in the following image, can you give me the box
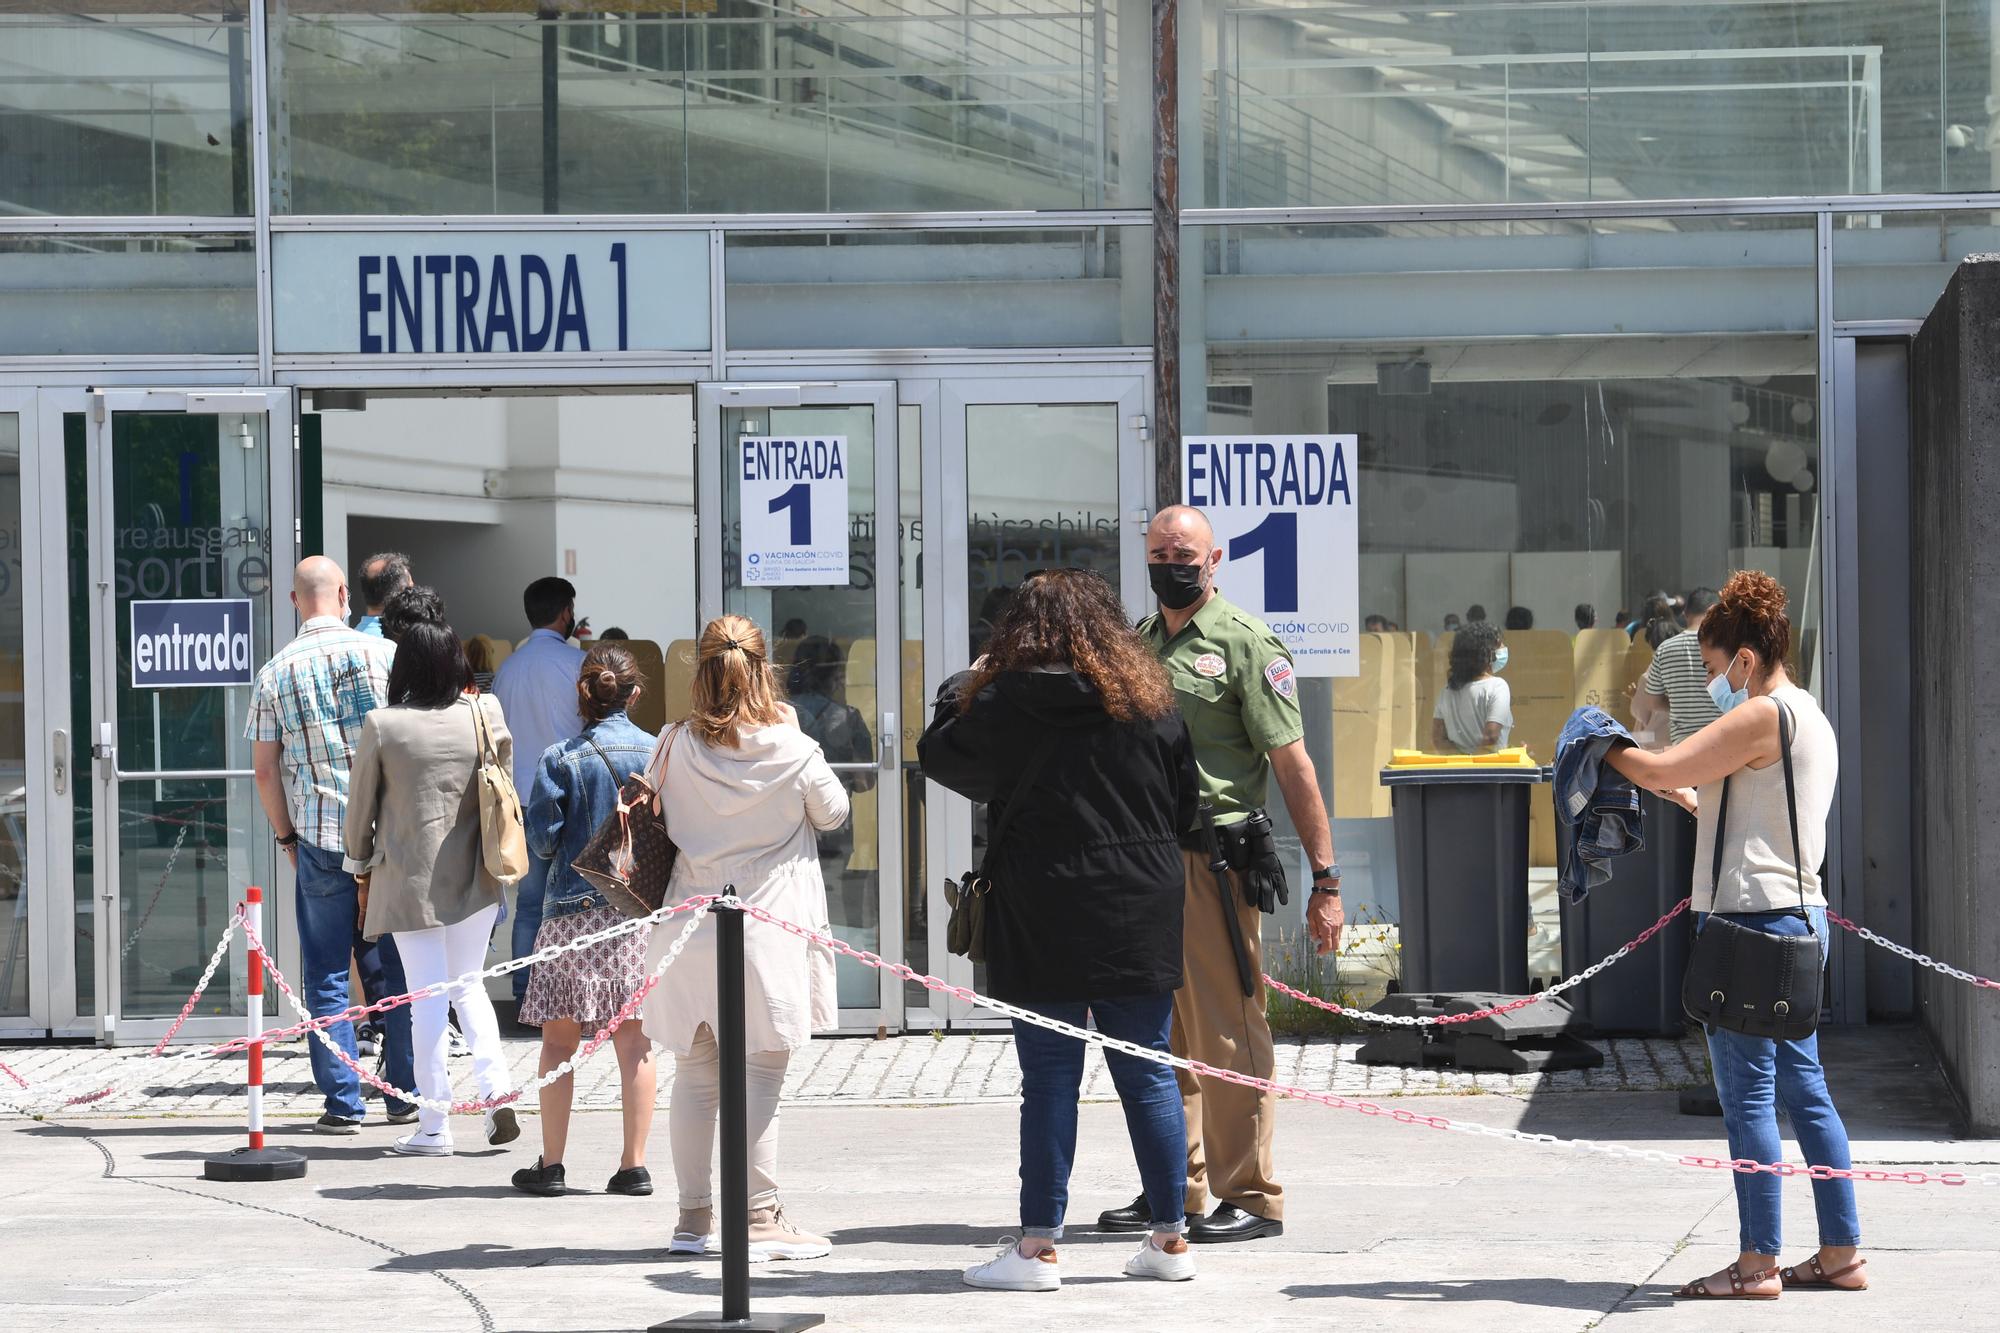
[510,643,661,1198]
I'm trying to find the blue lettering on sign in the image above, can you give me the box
[1185,439,1352,507]
[130,598,256,689]
[355,245,631,354]
[740,438,848,483]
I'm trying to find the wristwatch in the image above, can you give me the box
[1311,863,1341,894]
[275,831,300,850]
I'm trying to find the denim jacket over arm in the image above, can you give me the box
[1553,706,1644,903]
[524,710,659,919]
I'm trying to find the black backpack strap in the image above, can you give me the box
[979,732,1060,879]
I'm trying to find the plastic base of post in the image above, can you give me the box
[1678,1087,1725,1117]
[202,1146,308,1182]
[650,1313,825,1332]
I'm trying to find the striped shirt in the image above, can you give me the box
[1641,631,1721,744]
[244,616,396,850]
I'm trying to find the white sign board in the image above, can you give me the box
[1183,436,1360,678]
[272,230,711,355]
[738,436,851,587]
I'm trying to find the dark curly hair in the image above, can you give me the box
[1447,620,1503,690]
[960,569,1174,721]
[1698,570,1791,667]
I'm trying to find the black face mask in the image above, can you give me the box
[1149,560,1208,610]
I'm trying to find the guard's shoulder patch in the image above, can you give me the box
[1192,652,1227,678]
[1263,657,1297,700]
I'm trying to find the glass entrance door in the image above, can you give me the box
[697,382,904,1031]
[923,375,1150,1026]
[88,389,296,1044]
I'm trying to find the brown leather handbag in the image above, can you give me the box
[574,725,683,920]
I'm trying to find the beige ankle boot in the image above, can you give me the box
[746,1204,831,1261]
[669,1206,717,1256]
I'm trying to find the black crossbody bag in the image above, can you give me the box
[1681,700,1823,1040]
[943,733,1057,964]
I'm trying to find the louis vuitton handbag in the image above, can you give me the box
[574,724,683,921]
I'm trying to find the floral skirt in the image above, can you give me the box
[518,904,649,1031]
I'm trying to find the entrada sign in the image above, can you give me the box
[271,230,710,356]
[131,599,255,688]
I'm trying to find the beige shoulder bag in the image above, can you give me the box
[471,695,531,886]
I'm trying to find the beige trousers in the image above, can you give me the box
[669,1024,792,1212]
[1171,850,1284,1221]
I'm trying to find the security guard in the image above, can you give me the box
[1099,504,1345,1243]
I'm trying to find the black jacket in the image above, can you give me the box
[918,669,1197,1004]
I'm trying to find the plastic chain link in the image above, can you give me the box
[1264,897,1694,1027]
[1829,911,2000,990]
[247,904,708,1115]
[714,898,2000,1190]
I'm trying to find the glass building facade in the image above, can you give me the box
[0,1,1981,1040]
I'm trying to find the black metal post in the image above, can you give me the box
[541,8,560,214]
[654,889,822,1333]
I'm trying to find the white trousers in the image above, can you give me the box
[393,903,511,1136]
[670,1024,791,1211]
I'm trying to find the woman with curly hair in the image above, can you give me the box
[920,568,1201,1292]
[1606,571,1864,1300]
[1433,619,1513,753]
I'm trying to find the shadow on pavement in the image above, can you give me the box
[320,1182,527,1201]
[827,1223,1130,1248]
[141,1145,506,1162]
[22,1123,240,1139]
[374,1243,665,1271]
[1280,1278,1676,1312]
[644,1266,1133,1297]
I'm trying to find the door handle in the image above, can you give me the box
[879,711,896,770]
[52,729,68,795]
[93,722,116,783]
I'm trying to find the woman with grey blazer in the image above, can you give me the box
[345,620,521,1157]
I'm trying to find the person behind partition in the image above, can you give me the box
[1432,620,1513,754]
[922,568,1200,1290]
[1575,603,1598,632]
[1634,587,1726,745]
[1604,571,1865,1300]
[1504,605,1534,631]
[642,615,848,1261]
[344,620,521,1157]
[511,644,660,1199]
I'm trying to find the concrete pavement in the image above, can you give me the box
[1,1025,1994,1332]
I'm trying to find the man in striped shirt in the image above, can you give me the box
[247,556,415,1132]
[1635,586,1723,745]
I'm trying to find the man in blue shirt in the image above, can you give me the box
[491,576,587,1002]
[353,551,411,637]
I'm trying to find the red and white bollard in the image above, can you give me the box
[205,885,307,1182]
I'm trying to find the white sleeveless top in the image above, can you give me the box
[1689,686,1837,914]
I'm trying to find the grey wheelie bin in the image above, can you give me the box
[1379,759,1551,995]
[1555,792,1697,1036]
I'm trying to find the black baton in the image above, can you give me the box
[1198,803,1256,998]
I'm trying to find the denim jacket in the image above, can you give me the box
[1554,706,1644,903]
[525,710,659,919]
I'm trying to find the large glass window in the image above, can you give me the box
[1204,2,1998,209]
[0,5,251,216]
[1833,211,2000,322]
[270,2,1138,215]
[0,234,256,356]
[1191,215,1823,997]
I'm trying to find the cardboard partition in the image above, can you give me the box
[1333,633,1397,819]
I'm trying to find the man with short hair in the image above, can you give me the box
[1099,506,1344,1244]
[354,551,412,637]
[491,576,587,1001]
[1635,586,1725,744]
[247,557,416,1133]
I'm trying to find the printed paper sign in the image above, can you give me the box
[738,437,851,587]
[1182,436,1360,678]
[131,599,255,688]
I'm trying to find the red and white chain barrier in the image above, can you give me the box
[720,897,2000,1189]
[1829,911,2000,991]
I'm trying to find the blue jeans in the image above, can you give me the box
[295,844,415,1119]
[1010,993,1186,1240]
[1698,907,1861,1255]
[511,855,549,1003]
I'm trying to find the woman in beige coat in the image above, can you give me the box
[346,620,521,1157]
[643,614,848,1261]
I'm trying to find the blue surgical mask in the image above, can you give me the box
[1707,656,1750,714]
[1492,646,1509,674]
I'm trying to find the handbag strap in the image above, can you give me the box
[1708,695,1812,931]
[583,732,621,788]
[470,694,498,768]
[978,732,1059,880]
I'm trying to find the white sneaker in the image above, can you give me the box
[391,1128,454,1157]
[962,1238,1060,1292]
[1123,1234,1197,1281]
[670,1208,720,1256]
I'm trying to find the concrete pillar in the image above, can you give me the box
[1909,257,2000,1134]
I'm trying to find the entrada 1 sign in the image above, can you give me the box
[130,599,255,689]
[356,246,631,353]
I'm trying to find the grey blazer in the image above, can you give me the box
[345,694,513,941]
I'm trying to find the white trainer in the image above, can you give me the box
[962,1239,1060,1292]
[1123,1234,1197,1281]
[391,1128,454,1157]
[669,1208,720,1256]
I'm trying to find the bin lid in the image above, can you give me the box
[1380,748,1550,786]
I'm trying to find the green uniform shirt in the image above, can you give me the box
[1138,591,1304,824]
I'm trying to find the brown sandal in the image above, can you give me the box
[1675,1262,1782,1300]
[1781,1255,1869,1291]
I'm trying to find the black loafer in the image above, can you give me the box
[1097,1192,1200,1233]
[512,1157,566,1197]
[606,1166,654,1197]
[1188,1202,1284,1244]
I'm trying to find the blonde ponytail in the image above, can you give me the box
[689,614,784,747]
